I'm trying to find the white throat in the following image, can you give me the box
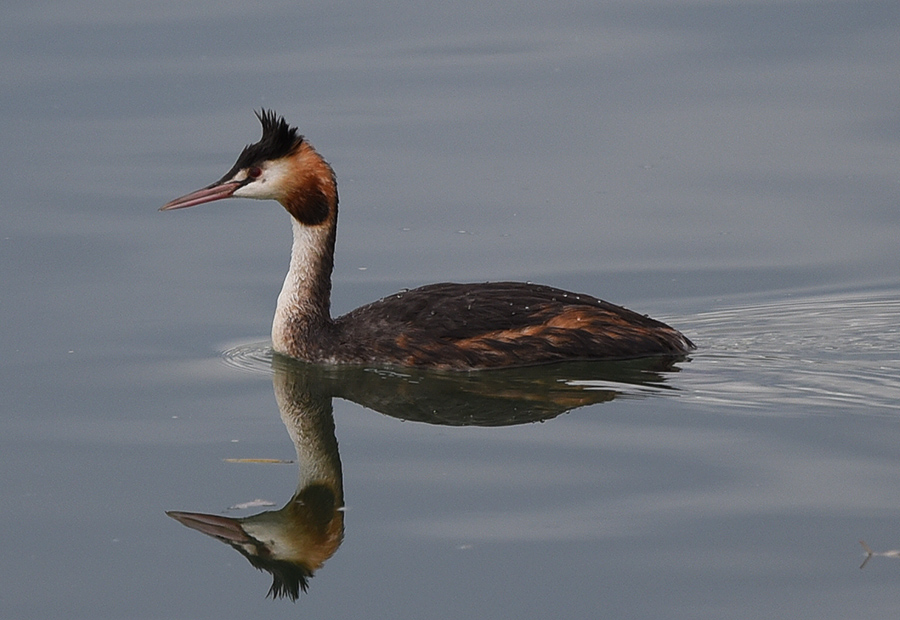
[271,217,333,356]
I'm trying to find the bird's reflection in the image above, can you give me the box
[168,358,343,599]
[167,354,686,599]
[314,355,684,426]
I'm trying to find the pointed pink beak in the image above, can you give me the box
[160,181,241,211]
[166,510,253,544]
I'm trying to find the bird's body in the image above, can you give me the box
[295,281,690,369]
[162,111,694,370]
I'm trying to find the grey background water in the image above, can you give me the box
[2,1,900,618]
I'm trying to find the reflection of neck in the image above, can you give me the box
[273,363,343,503]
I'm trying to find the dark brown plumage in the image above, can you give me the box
[329,282,692,369]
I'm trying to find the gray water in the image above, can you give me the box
[2,1,900,618]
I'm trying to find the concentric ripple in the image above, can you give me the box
[221,341,275,375]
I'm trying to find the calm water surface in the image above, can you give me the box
[2,1,899,618]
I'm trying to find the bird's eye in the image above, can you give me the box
[247,166,262,179]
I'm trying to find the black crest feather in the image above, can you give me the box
[217,109,303,182]
[238,553,313,601]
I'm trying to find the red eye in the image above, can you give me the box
[247,166,262,179]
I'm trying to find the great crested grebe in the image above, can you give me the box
[162,110,694,370]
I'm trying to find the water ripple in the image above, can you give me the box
[678,291,900,414]
[221,341,275,375]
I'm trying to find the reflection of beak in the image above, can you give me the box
[166,510,252,544]
[159,181,242,211]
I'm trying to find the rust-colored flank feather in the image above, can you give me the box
[161,110,695,370]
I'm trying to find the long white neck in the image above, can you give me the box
[271,216,336,359]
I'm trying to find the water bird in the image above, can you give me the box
[161,110,694,370]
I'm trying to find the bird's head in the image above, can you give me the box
[161,110,336,225]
